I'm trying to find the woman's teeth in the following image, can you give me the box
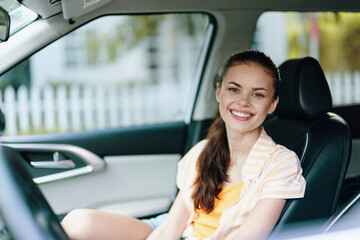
[231,110,252,118]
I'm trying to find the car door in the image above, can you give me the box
[0,13,214,219]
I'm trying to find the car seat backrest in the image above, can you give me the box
[264,57,351,237]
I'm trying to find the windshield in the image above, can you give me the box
[0,0,37,36]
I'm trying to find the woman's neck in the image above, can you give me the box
[226,127,262,165]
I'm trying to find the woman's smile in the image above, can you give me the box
[230,109,253,120]
[216,63,279,135]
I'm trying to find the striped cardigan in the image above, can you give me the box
[177,127,306,240]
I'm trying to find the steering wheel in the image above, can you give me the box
[0,145,69,240]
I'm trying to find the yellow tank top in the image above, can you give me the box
[193,182,244,238]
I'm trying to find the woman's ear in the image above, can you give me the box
[268,97,279,114]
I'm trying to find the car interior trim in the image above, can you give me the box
[323,193,360,233]
[184,22,214,124]
[4,143,105,184]
[33,165,93,184]
[300,132,309,162]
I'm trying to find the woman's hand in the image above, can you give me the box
[146,190,190,240]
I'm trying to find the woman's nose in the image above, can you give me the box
[236,93,250,106]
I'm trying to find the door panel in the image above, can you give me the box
[0,122,186,157]
[40,154,179,216]
[0,122,187,218]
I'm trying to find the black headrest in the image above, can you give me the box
[275,57,332,118]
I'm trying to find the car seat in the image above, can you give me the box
[322,190,360,233]
[263,57,351,237]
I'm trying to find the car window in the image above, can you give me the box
[252,12,360,107]
[0,13,210,136]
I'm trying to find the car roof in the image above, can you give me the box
[21,0,360,19]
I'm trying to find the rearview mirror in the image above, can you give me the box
[0,7,10,42]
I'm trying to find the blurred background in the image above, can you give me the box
[1,3,360,136]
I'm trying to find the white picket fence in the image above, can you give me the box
[327,71,360,105]
[1,71,360,136]
[0,81,186,136]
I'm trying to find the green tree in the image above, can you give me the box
[341,13,360,72]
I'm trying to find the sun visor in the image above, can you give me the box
[20,0,62,19]
[61,0,113,19]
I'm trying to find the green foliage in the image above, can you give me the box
[0,59,31,93]
[286,12,360,73]
[85,30,100,65]
[81,14,208,66]
[287,13,309,59]
[341,13,360,72]
[318,13,344,73]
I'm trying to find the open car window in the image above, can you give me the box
[0,13,211,136]
[253,11,360,107]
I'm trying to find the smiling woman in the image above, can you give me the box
[1,1,359,239]
[61,50,306,240]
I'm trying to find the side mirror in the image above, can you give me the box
[0,7,10,42]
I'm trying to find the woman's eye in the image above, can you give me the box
[252,92,264,97]
[229,88,238,93]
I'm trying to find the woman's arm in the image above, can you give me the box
[234,198,286,240]
[146,190,190,240]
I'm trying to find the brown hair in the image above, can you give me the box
[191,50,280,213]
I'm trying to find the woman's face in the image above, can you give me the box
[216,63,279,136]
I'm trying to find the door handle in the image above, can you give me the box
[30,151,76,169]
[4,144,105,184]
[30,160,76,169]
